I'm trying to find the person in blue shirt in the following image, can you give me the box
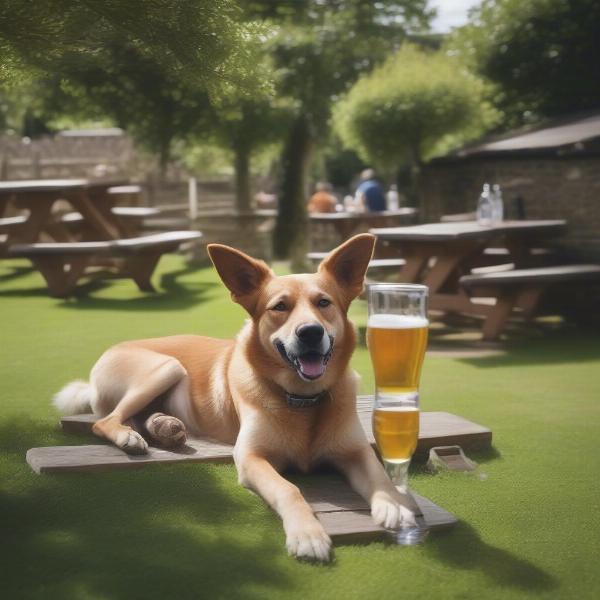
[354,169,387,212]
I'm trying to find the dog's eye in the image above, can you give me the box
[317,298,331,308]
[272,301,287,312]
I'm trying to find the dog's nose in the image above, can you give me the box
[296,323,325,346]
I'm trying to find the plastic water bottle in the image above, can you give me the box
[386,185,399,210]
[492,184,504,223]
[476,183,494,226]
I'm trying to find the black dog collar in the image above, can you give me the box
[285,390,328,409]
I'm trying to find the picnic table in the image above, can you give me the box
[0,179,200,296]
[0,178,129,244]
[310,208,417,249]
[370,220,567,329]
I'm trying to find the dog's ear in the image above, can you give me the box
[207,244,273,313]
[318,233,376,300]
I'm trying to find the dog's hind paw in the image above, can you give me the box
[144,413,187,448]
[371,492,416,530]
[116,429,149,455]
[286,522,332,562]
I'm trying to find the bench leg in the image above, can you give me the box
[126,253,162,292]
[481,292,517,341]
[515,286,545,320]
[31,256,89,298]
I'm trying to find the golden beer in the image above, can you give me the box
[372,407,419,462]
[367,286,430,543]
[367,315,428,394]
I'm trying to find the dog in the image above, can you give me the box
[53,233,417,561]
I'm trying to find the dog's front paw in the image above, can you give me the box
[115,429,149,455]
[371,492,416,530]
[286,520,332,562]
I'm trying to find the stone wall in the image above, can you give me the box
[419,156,600,260]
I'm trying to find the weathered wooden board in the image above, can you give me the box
[24,441,456,539]
[26,394,483,543]
[314,493,456,543]
[59,395,492,461]
[355,396,492,458]
[26,438,234,474]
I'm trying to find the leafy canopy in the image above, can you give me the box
[0,0,261,94]
[332,44,498,168]
[449,0,600,125]
[249,0,433,130]
[0,1,267,165]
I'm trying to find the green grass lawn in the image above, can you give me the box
[1,256,599,600]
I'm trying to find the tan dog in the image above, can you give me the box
[53,234,417,561]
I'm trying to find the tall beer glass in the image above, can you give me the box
[367,283,429,545]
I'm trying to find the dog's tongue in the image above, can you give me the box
[297,354,325,378]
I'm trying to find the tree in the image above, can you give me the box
[202,94,292,211]
[332,45,498,205]
[247,1,432,262]
[449,0,600,127]
[0,1,264,174]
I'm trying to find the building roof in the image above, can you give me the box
[437,112,600,161]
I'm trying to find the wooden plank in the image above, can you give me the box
[355,396,492,458]
[26,443,456,542]
[60,397,491,460]
[371,220,566,242]
[59,413,101,435]
[8,232,202,257]
[461,264,600,287]
[298,478,456,526]
[314,493,456,543]
[27,438,233,474]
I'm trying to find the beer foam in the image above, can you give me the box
[367,314,429,329]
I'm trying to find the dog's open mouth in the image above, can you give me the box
[275,341,333,381]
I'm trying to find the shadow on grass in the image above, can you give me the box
[0,264,217,312]
[57,265,218,312]
[0,263,36,283]
[426,522,557,593]
[0,418,291,600]
[459,330,600,368]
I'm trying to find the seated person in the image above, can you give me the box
[355,169,386,212]
[308,182,338,214]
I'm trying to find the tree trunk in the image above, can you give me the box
[158,139,171,183]
[407,144,423,219]
[274,114,314,267]
[234,145,252,213]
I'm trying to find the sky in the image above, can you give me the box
[429,0,482,33]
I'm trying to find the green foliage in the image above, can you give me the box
[205,90,292,157]
[332,45,498,168]
[0,1,267,169]
[0,0,261,94]
[254,0,433,133]
[449,0,600,126]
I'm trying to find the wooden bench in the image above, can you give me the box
[0,215,28,233]
[460,264,600,340]
[7,231,201,297]
[62,206,160,237]
[307,252,405,273]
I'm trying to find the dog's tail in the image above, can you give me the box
[53,380,97,415]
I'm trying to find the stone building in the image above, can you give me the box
[419,112,600,260]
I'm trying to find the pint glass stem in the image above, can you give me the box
[383,458,410,494]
